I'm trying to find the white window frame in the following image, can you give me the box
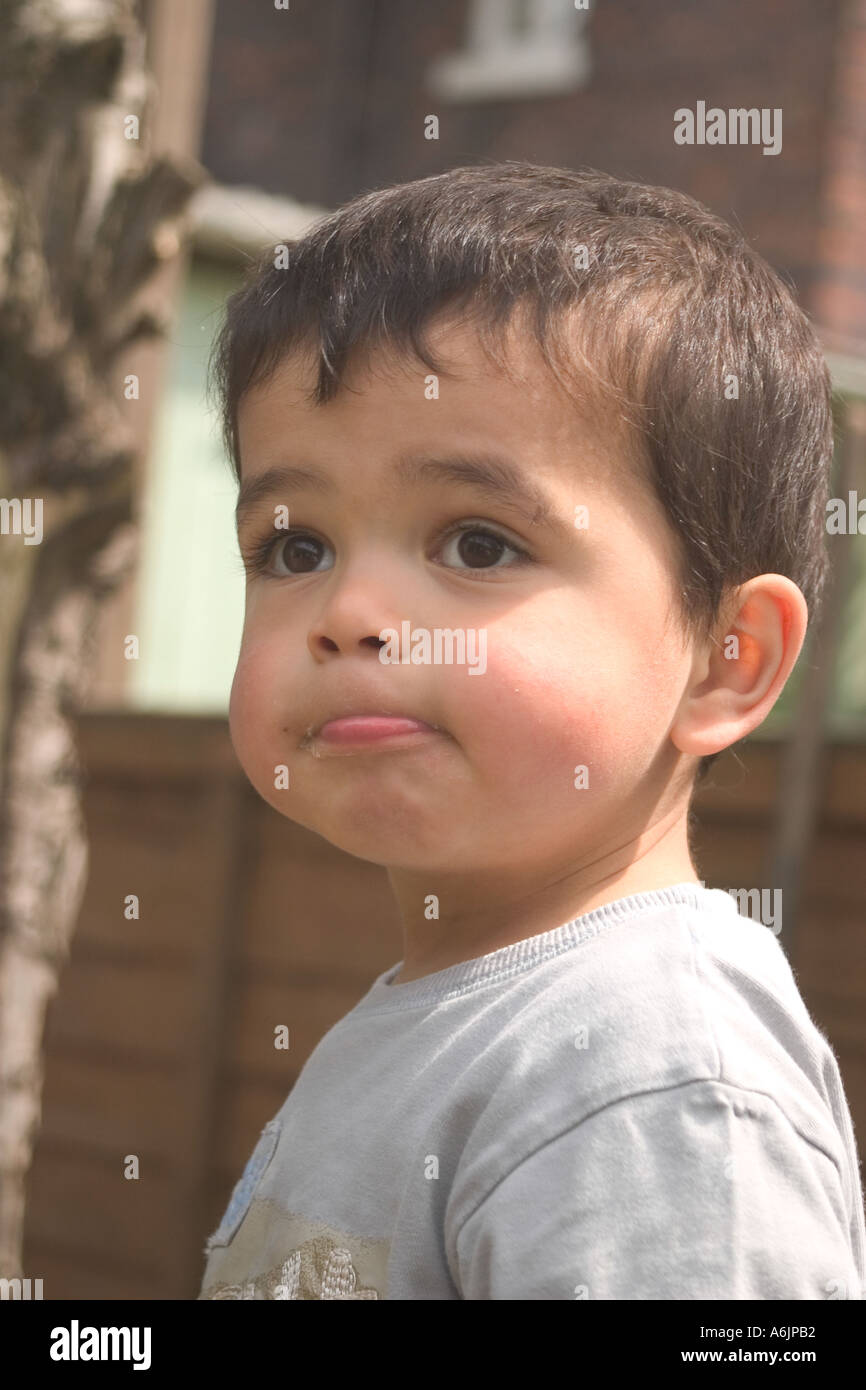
[427,0,592,102]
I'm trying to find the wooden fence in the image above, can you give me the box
[20,713,866,1298]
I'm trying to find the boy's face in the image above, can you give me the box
[230,314,698,889]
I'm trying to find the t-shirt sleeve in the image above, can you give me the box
[453,1079,860,1300]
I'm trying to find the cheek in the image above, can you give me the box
[451,632,614,775]
[229,644,279,778]
[456,620,674,787]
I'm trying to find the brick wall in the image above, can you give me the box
[200,0,845,304]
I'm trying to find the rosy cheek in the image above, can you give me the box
[460,650,594,767]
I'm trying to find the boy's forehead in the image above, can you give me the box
[236,316,642,498]
[242,314,584,413]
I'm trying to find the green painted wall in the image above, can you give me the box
[129,258,245,713]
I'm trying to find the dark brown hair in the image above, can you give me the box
[207,161,834,784]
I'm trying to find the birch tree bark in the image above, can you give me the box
[0,0,206,1276]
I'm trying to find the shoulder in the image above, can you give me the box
[448,891,844,1210]
[449,1075,861,1299]
[473,889,810,1095]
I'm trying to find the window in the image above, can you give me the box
[427,0,592,102]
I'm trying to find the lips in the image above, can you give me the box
[317,715,440,746]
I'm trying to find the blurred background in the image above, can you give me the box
[3,0,864,1299]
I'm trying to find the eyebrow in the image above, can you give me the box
[235,451,567,535]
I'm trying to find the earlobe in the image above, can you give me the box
[670,575,807,759]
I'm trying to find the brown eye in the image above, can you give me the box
[439,525,525,570]
[458,530,506,566]
[271,533,333,575]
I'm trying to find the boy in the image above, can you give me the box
[197,162,865,1299]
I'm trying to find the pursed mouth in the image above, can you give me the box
[300,714,446,755]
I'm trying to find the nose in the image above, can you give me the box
[310,630,386,659]
[306,562,407,662]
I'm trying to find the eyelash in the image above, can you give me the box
[240,520,535,579]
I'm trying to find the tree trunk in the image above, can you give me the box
[0,0,206,1277]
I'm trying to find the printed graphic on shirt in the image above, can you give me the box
[199,1199,389,1300]
[205,1119,281,1255]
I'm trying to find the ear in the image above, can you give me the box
[671,575,808,758]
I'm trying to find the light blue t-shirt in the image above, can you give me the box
[198,883,865,1299]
